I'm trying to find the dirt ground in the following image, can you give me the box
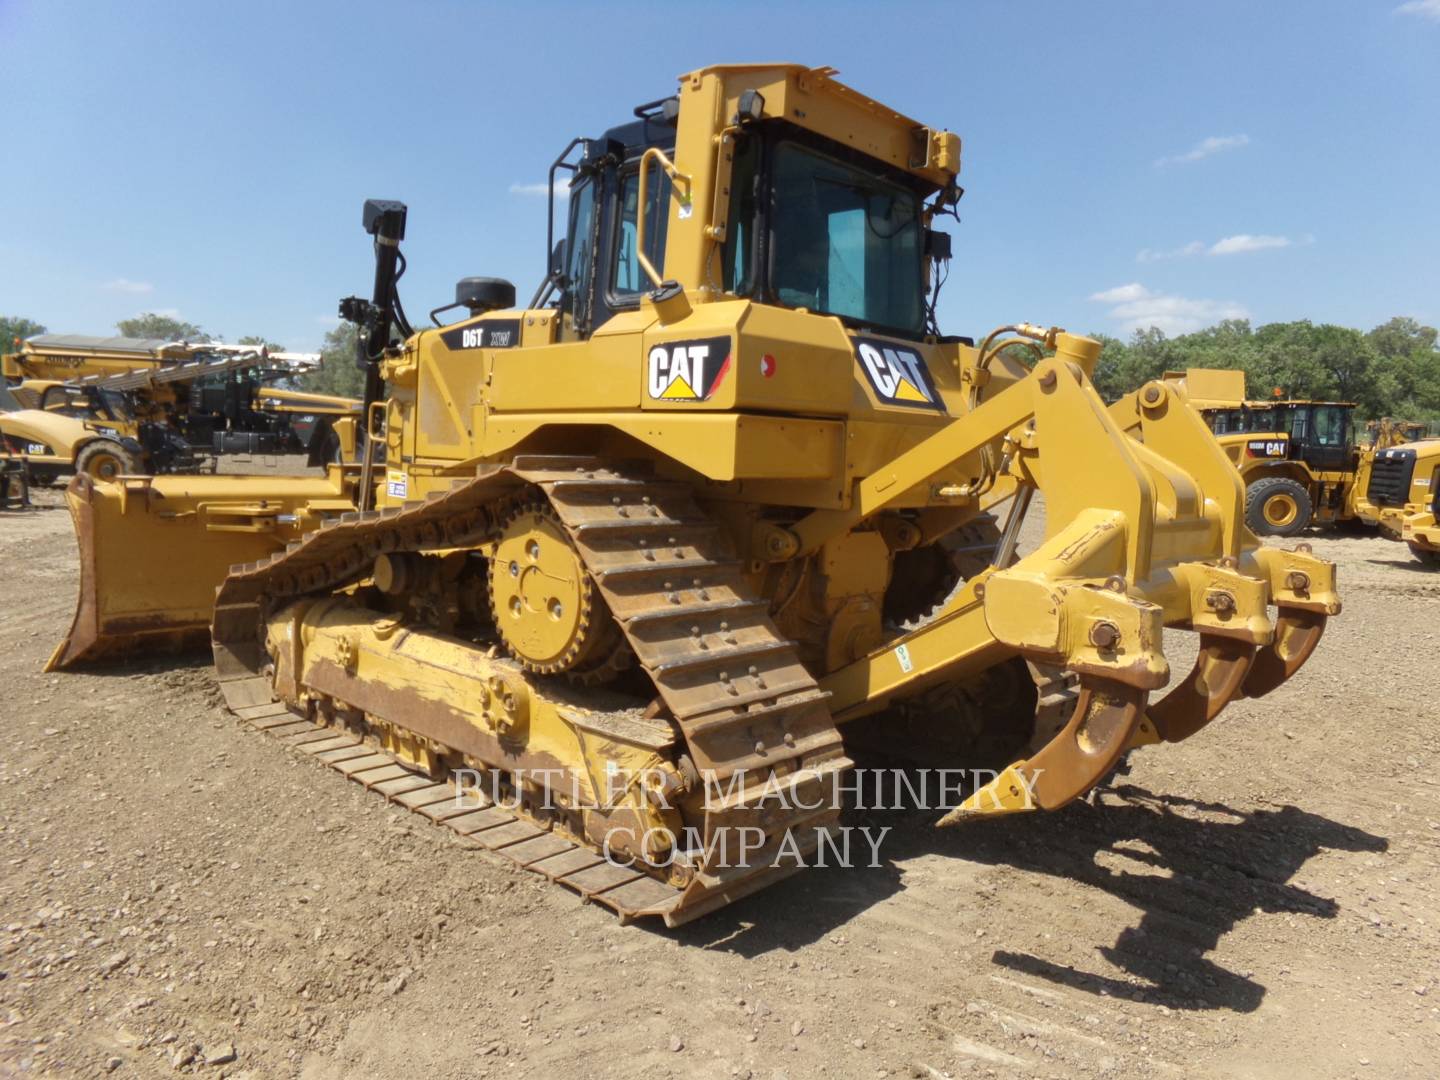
[2,482,1438,1080]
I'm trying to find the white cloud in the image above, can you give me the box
[1137,233,1308,261]
[1208,233,1293,256]
[1137,241,1207,263]
[1089,283,1152,304]
[1154,134,1251,167]
[1396,0,1440,21]
[103,277,154,294]
[509,182,569,200]
[1089,283,1250,336]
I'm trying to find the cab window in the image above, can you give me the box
[1311,405,1349,447]
[769,141,924,334]
[563,176,598,326]
[42,386,91,418]
[723,135,761,296]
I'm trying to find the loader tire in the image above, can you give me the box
[1408,542,1440,568]
[1245,476,1312,537]
[75,441,140,484]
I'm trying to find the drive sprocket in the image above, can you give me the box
[488,498,625,680]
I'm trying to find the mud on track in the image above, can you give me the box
[2,487,1438,1078]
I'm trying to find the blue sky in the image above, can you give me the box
[1,0,1436,350]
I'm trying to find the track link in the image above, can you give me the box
[225,690,684,920]
[211,456,850,926]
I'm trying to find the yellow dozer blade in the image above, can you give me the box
[48,472,354,670]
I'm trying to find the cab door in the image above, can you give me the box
[1299,405,1353,472]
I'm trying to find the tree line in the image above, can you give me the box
[6,311,1439,420]
[1089,316,1440,419]
[1,312,365,399]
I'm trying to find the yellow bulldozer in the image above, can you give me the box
[47,64,1340,926]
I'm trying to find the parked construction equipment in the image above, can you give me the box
[1167,369,1440,551]
[1,340,359,481]
[1162,369,1363,536]
[48,64,1341,925]
[2,375,192,482]
[1362,439,1440,567]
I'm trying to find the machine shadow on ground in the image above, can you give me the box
[675,781,1387,1014]
[911,784,1381,1013]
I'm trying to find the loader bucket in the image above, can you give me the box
[48,472,353,670]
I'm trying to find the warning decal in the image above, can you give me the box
[853,336,945,412]
[386,470,409,500]
[646,337,733,402]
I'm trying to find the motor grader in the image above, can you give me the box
[47,64,1340,927]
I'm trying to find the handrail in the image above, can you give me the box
[635,147,692,289]
[358,399,387,512]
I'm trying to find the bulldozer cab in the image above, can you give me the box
[546,69,954,343]
[550,109,678,338]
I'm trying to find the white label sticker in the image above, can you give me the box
[385,470,408,500]
[894,643,913,673]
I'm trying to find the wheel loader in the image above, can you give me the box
[1166,369,1440,550]
[1363,439,1440,568]
[1162,368,1368,537]
[47,64,1340,926]
[1363,417,1437,449]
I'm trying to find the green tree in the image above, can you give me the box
[1368,316,1437,360]
[1087,333,1131,401]
[1086,314,1440,420]
[1,315,47,354]
[1248,321,1380,411]
[1367,316,1440,417]
[301,323,365,398]
[115,312,207,341]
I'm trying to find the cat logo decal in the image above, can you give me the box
[646,337,732,401]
